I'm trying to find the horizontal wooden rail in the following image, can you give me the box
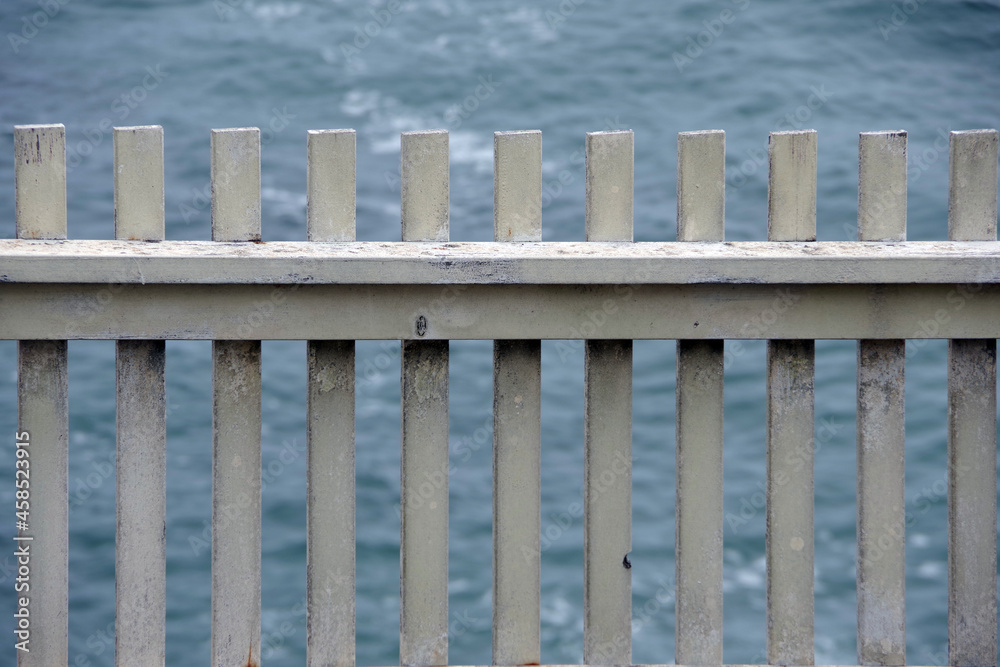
[1,239,999,284]
[2,282,999,340]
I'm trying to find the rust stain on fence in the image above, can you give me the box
[244,640,257,667]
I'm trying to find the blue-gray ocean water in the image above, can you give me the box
[1,1,999,664]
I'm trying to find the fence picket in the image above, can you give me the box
[766,129,817,666]
[675,129,725,665]
[399,130,450,667]
[856,130,907,667]
[210,128,263,667]
[307,129,356,242]
[583,130,633,665]
[306,340,356,667]
[491,130,543,666]
[15,124,66,240]
[947,129,999,667]
[14,124,69,667]
[306,128,357,667]
[113,125,167,667]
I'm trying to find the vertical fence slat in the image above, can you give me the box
[677,129,725,242]
[767,130,817,243]
[491,130,542,666]
[115,341,166,666]
[674,129,725,665]
[583,130,633,665]
[766,129,816,667]
[307,341,356,667]
[211,128,262,242]
[15,124,68,667]
[15,124,67,240]
[113,125,166,667]
[17,341,68,667]
[858,131,907,243]
[114,126,165,241]
[585,130,633,242]
[307,129,356,242]
[947,129,999,667]
[856,131,907,667]
[211,128,262,667]
[306,128,357,667]
[494,130,543,242]
[399,130,450,667]
[401,129,449,242]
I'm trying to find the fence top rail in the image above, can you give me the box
[0,239,998,286]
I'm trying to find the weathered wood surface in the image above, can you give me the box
[856,130,907,667]
[675,129,726,665]
[1,239,999,285]
[491,130,542,666]
[583,130,633,666]
[2,282,999,341]
[766,130,816,667]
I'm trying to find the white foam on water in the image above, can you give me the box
[448,130,493,173]
[262,186,307,218]
[341,89,385,118]
[245,1,304,22]
[340,89,497,174]
[916,560,945,579]
[541,595,574,627]
[728,554,766,590]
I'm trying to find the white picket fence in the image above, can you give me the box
[5,123,999,667]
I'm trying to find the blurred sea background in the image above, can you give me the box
[1,0,999,664]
